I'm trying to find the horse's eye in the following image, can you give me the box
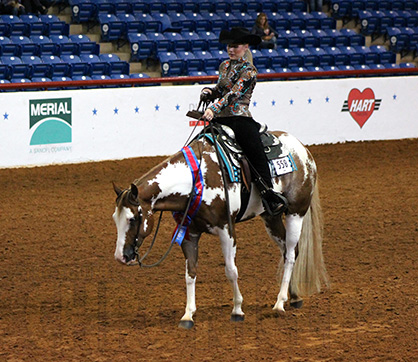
[129,217,136,225]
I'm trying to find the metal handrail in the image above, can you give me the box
[0,67,417,90]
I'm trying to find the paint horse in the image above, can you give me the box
[112,130,328,329]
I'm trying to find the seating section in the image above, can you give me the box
[331,0,418,54]
[0,0,416,87]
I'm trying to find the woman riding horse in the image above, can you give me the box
[200,27,287,216]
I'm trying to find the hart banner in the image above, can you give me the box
[0,76,417,168]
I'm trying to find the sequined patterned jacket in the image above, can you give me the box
[208,56,257,118]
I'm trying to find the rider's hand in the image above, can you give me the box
[202,108,214,121]
[200,88,213,102]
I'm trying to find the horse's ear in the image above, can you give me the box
[129,184,140,206]
[113,182,123,197]
[131,183,138,198]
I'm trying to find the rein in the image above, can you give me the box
[133,121,204,268]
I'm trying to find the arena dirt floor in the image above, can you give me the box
[1,138,417,361]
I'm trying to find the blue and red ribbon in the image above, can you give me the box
[172,146,204,245]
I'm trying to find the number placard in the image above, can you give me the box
[271,155,295,176]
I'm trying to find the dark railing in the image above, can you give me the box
[0,67,417,90]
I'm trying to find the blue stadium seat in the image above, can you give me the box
[321,46,342,66]
[193,50,218,72]
[1,56,31,79]
[165,0,184,13]
[291,0,307,12]
[180,31,200,51]
[369,45,396,64]
[169,12,188,31]
[135,13,161,33]
[21,55,50,78]
[119,13,142,36]
[61,54,90,77]
[146,32,171,53]
[276,48,295,68]
[182,12,205,32]
[41,55,70,77]
[91,0,115,18]
[310,29,334,47]
[99,14,124,42]
[80,54,108,76]
[293,29,314,48]
[0,15,29,36]
[260,48,278,69]
[197,31,219,51]
[164,32,187,51]
[305,47,326,67]
[252,48,272,69]
[351,0,365,17]
[10,78,31,87]
[210,49,229,65]
[336,46,356,65]
[50,35,79,56]
[128,33,153,61]
[20,15,46,36]
[159,51,183,76]
[31,35,58,55]
[0,36,19,56]
[70,0,96,23]
[339,28,365,46]
[114,0,134,14]
[176,50,200,73]
[69,34,100,55]
[99,53,129,75]
[232,12,254,28]
[39,15,69,36]
[289,47,311,68]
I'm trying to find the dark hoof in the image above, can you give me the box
[178,320,194,329]
[231,314,245,322]
[290,300,303,309]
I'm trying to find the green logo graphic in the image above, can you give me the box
[29,98,72,145]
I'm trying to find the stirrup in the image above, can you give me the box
[261,189,288,216]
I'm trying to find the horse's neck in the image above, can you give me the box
[135,150,195,212]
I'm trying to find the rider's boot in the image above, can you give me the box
[255,177,288,216]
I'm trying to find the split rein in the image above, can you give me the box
[133,99,232,268]
[133,114,206,269]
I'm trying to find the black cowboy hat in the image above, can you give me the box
[219,27,261,46]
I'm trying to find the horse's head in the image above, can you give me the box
[112,182,154,265]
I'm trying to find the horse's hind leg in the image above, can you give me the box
[273,214,304,314]
[219,226,244,321]
[178,233,201,329]
[263,214,303,310]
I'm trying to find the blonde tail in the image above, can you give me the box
[289,180,329,296]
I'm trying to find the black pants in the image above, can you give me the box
[214,116,273,188]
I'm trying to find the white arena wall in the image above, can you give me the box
[0,75,417,168]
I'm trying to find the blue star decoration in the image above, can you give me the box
[272,100,276,106]
[114,107,119,115]
[175,104,180,111]
[393,94,397,100]
[308,98,312,104]
[252,101,257,107]
[3,112,9,120]
[155,104,160,111]
[325,96,330,103]
[92,108,97,116]
[290,99,294,105]
[134,106,139,113]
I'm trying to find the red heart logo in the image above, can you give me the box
[347,88,376,128]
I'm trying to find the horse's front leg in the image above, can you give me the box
[178,233,200,329]
[273,214,304,314]
[219,226,244,321]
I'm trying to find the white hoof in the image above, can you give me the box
[273,301,286,315]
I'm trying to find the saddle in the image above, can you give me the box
[192,122,284,188]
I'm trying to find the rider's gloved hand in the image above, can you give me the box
[200,87,213,102]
